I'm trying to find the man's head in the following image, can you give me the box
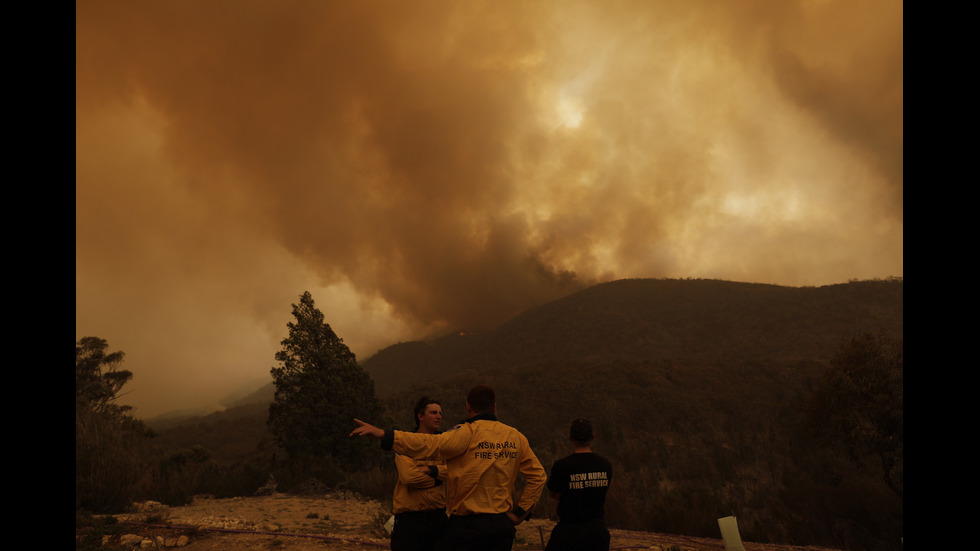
[466,384,496,416]
[570,418,594,444]
[413,396,442,433]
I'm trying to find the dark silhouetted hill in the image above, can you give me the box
[361,277,903,397]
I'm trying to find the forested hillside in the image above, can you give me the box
[361,278,902,397]
[147,278,903,551]
[382,357,898,549]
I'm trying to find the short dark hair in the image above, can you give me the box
[466,384,495,414]
[413,396,441,429]
[570,418,593,442]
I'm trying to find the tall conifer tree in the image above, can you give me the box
[269,292,388,472]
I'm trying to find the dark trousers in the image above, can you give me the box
[435,513,517,551]
[391,509,448,551]
[544,518,610,551]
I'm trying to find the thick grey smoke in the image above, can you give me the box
[76,0,902,418]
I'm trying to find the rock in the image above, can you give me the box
[130,500,171,521]
[162,534,191,547]
[255,474,278,496]
[119,533,143,545]
[132,500,164,512]
[291,478,329,496]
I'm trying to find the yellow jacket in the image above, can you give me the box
[392,452,448,514]
[383,414,546,517]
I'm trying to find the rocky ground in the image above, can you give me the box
[81,493,844,551]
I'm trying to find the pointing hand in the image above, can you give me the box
[349,419,383,439]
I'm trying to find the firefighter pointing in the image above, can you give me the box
[351,384,547,551]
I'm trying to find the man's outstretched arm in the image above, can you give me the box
[350,419,384,439]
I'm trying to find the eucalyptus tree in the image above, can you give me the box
[807,331,903,501]
[76,337,153,512]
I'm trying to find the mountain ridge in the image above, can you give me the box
[360,277,902,397]
[146,277,902,426]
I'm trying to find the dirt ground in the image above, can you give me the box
[93,493,843,551]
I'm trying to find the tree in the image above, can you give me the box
[807,331,903,501]
[76,337,154,512]
[76,336,132,418]
[268,292,389,473]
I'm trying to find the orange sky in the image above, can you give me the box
[76,0,903,419]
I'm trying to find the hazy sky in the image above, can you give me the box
[76,0,903,419]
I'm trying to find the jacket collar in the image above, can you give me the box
[465,412,497,423]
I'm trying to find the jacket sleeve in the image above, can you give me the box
[394,453,438,488]
[434,462,448,484]
[392,424,473,461]
[515,437,548,514]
